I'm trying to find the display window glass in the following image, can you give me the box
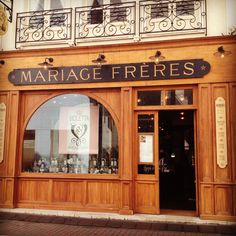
[22,93,119,174]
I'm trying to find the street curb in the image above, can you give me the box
[0,212,235,234]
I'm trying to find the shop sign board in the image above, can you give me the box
[8,59,210,86]
[0,103,6,163]
[215,97,228,168]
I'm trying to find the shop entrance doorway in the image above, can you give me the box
[159,110,196,211]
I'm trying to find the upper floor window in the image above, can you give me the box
[110,0,127,22]
[176,0,194,16]
[150,0,195,19]
[29,0,65,28]
[151,1,169,19]
[22,94,119,175]
[89,0,127,24]
[89,0,103,24]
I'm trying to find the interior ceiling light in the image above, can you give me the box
[214,46,232,58]
[92,54,106,67]
[149,50,165,64]
[38,57,54,69]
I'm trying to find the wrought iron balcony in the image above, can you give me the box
[139,0,206,36]
[15,1,207,48]
[75,1,136,42]
[15,8,72,48]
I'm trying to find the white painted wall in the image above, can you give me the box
[0,0,235,51]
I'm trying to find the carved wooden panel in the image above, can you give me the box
[198,85,213,182]
[0,92,9,177]
[17,179,49,203]
[52,180,84,204]
[120,181,132,210]
[4,178,14,205]
[200,184,214,215]
[215,185,232,216]
[86,181,120,208]
[230,83,236,182]
[0,178,3,203]
[7,92,19,176]
[233,186,236,216]
[212,84,231,182]
[135,181,158,214]
[120,87,133,180]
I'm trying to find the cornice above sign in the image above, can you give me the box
[8,59,210,86]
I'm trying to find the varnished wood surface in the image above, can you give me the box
[0,36,235,220]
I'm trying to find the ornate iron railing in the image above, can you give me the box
[139,0,206,36]
[75,1,136,42]
[15,8,72,48]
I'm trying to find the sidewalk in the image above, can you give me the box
[0,208,235,235]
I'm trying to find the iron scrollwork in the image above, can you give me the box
[15,8,72,48]
[75,1,136,41]
[139,0,206,35]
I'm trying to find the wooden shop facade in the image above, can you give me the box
[0,36,235,221]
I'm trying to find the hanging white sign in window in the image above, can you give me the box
[139,133,154,163]
[59,104,99,155]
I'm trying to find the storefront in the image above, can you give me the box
[0,36,235,221]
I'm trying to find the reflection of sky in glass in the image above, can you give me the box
[27,94,91,130]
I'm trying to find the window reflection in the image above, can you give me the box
[165,89,193,105]
[137,90,162,106]
[22,94,119,174]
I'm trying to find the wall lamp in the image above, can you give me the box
[149,50,165,64]
[0,60,5,66]
[92,54,106,67]
[214,46,232,58]
[38,57,54,69]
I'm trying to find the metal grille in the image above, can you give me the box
[140,0,206,36]
[75,1,136,42]
[15,8,72,48]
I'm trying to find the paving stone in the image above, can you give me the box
[38,215,55,223]
[183,223,199,232]
[167,223,183,231]
[199,224,216,234]
[106,219,123,228]
[215,225,235,234]
[64,217,80,225]
[78,218,94,226]
[121,220,137,229]
[51,216,66,224]
[92,218,108,227]
[136,222,152,230]
[151,222,167,231]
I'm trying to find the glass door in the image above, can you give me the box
[135,111,160,214]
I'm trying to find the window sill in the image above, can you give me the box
[18,172,120,180]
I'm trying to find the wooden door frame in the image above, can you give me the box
[133,110,160,214]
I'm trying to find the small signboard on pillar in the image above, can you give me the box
[0,103,6,163]
[215,97,228,168]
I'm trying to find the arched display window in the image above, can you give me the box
[22,93,119,174]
